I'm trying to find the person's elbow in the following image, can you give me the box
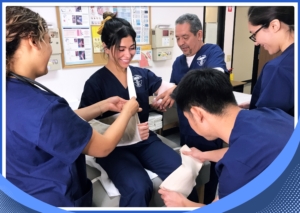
[83,142,114,158]
[96,147,113,157]
[97,140,117,157]
[82,130,116,157]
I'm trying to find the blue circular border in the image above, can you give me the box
[1,2,299,213]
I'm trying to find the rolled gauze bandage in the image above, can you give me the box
[160,145,203,197]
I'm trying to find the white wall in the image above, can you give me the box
[223,6,235,69]
[28,6,204,103]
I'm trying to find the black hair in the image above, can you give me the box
[171,68,237,114]
[248,6,294,31]
[101,12,136,53]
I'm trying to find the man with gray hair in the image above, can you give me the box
[153,13,228,204]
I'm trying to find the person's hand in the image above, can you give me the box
[138,122,149,140]
[150,100,167,112]
[104,96,128,113]
[238,101,250,109]
[151,86,176,111]
[122,97,141,116]
[158,188,186,207]
[181,147,206,163]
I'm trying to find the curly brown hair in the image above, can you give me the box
[6,6,48,75]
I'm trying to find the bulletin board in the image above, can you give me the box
[55,6,151,69]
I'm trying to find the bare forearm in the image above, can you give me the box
[83,111,133,157]
[203,147,228,162]
[95,112,132,156]
[183,199,205,207]
[154,84,177,96]
[103,111,132,144]
[82,97,140,157]
[74,101,106,122]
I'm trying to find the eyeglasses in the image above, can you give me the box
[249,24,266,42]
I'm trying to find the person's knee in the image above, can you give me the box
[168,153,181,170]
[120,176,153,197]
[156,153,181,180]
[132,177,153,196]
[120,177,153,206]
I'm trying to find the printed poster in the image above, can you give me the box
[91,26,103,53]
[113,6,132,24]
[59,6,93,65]
[89,6,114,25]
[132,46,141,61]
[131,6,150,44]
[139,45,153,68]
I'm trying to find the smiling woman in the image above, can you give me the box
[78,12,198,207]
[248,6,294,55]
[246,6,294,116]
[6,6,140,207]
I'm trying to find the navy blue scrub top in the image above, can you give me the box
[170,43,228,136]
[216,108,294,199]
[6,78,93,207]
[79,65,162,143]
[250,43,294,116]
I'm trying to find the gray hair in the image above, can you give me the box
[175,13,202,35]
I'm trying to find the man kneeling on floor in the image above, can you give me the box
[158,68,294,207]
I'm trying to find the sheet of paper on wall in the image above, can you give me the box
[132,46,142,61]
[139,45,153,68]
[131,6,150,44]
[47,55,62,71]
[59,6,94,65]
[160,145,203,197]
[89,6,114,25]
[91,26,103,53]
[114,6,132,24]
[60,6,90,26]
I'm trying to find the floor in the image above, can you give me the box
[161,127,181,146]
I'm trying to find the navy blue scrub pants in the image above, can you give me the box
[180,134,223,204]
[96,138,198,207]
